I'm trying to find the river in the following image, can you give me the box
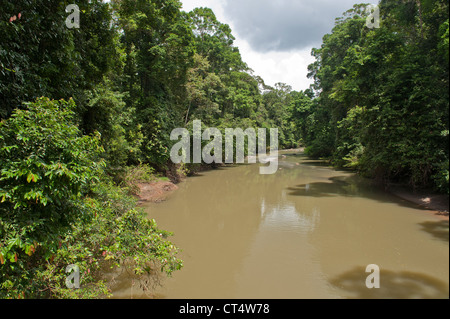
[112,150,449,299]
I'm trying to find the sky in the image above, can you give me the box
[180,0,363,91]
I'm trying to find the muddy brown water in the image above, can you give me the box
[112,150,449,299]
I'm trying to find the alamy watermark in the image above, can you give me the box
[365,264,380,289]
[65,4,80,29]
[65,264,80,289]
[366,4,381,29]
[170,120,279,175]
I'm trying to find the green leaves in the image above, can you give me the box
[0,97,107,297]
[438,19,449,64]
[26,173,37,184]
[0,98,104,209]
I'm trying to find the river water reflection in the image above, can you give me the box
[112,150,449,299]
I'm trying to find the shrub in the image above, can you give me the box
[0,98,182,298]
[0,98,105,297]
[34,182,182,298]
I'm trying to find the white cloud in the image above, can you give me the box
[222,0,360,52]
[234,38,315,91]
[180,0,227,20]
[180,0,317,91]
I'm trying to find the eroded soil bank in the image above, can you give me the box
[388,186,449,220]
[136,181,178,204]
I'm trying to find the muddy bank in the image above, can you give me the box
[136,181,178,204]
[388,185,449,220]
[136,163,230,204]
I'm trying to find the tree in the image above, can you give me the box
[0,1,76,118]
[185,53,224,125]
[115,0,195,166]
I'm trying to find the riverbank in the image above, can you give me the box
[388,185,449,220]
[136,181,178,204]
[287,149,449,220]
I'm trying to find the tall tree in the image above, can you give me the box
[114,0,195,165]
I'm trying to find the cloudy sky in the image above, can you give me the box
[180,0,364,91]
